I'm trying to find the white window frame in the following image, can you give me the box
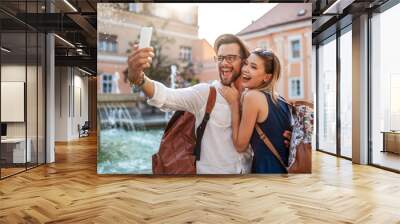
[288,35,302,61]
[102,74,114,93]
[288,76,304,99]
[180,46,192,61]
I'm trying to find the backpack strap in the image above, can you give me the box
[194,86,217,161]
[255,124,288,172]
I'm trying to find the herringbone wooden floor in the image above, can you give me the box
[1,135,400,224]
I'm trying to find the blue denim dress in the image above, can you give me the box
[250,92,291,174]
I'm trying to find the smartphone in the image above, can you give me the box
[139,27,153,49]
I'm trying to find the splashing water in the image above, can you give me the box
[98,128,164,174]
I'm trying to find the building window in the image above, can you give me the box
[339,28,352,158]
[289,77,303,99]
[128,3,142,13]
[257,41,268,50]
[289,36,301,60]
[318,37,337,155]
[99,40,107,52]
[98,33,118,53]
[292,40,300,58]
[102,74,114,93]
[180,46,192,61]
[109,42,117,52]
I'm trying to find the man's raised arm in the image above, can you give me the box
[127,45,155,98]
[127,45,208,114]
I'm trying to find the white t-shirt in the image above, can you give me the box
[147,80,252,174]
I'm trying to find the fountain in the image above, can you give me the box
[98,98,165,174]
[99,103,142,131]
[165,64,177,120]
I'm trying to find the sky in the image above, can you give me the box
[197,3,277,46]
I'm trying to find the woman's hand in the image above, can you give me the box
[219,83,240,107]
[283,130,292,148]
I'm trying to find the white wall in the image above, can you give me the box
[55,67,69,141]
[54,67,89,141]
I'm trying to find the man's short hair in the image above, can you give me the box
[214,34,250,59]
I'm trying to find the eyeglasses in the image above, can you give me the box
[214,54,241,64]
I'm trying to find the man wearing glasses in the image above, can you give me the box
[127,34,289,174]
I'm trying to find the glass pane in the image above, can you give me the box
[312,45,317,151]
[0,0,46,178]
[26,0,39,169]
[1,30,27,177]
[318,37,337,154]
[38,32,45,165]
[340,29,352,158]
[27,31,38,169]
[371,4,400,171]
[292,40,300,58]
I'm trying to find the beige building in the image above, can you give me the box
[237,3,312,102]
[97,3,217,94]
[192,39,219,83]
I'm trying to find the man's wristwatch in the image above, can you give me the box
[129,72,146,88]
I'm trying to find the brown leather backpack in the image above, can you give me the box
[255,100,313,173]
[152,86,217,174]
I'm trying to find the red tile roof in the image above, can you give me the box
[237,3,312,36]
